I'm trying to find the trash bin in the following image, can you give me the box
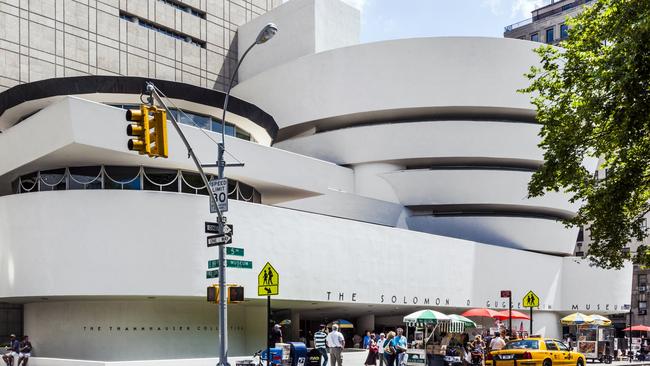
[306,348,322,366]
[262,347,283,366]
[289,342,307,366]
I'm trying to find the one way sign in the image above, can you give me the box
[205,222,233,235]
[207,234,232,247]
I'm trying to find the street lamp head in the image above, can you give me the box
[255,23,278,44]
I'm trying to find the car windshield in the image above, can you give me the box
[504,340,539,350]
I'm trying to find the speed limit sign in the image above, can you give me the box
[209,178,228,213]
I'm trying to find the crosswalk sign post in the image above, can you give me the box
[258,262,279,366]
[522,290,540,335]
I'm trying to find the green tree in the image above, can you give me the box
[521,0,650,269]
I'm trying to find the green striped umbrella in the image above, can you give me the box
[449,314,477,328]
[403,309,450,326]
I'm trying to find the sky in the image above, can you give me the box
[339,0,551,43]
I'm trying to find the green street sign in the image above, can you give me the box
[206,270,219,279]
[209,259,252,269]
[226,247,244,256]
[227,259,252,269]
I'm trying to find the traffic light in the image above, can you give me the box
[151,108,168,158]
[228,285,244,303]
[207,285,219,303]
[125,105,168,158]
[126,105,151,156]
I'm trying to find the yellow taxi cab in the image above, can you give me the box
[486,338,585,366]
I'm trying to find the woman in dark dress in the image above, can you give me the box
[365,333,379,366]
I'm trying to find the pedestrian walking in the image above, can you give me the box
[383,331,397,366]
[376,333,386,366]
[394,328,407,366]
[364,334,378,366]
[489,332,505,351]
[363,331,371,349]
[314,325,329,366]
[326,324,345,366]
[270,324,283,346]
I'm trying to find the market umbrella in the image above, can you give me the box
[279,319,292,325]
[461,308,501,318]
[494,310,531,320]
[448,314,477,328]
[328,319,354,329]
[589,315,612,326]
[623,325,650,332]
[403,309,451,326]
[561,312,594,325]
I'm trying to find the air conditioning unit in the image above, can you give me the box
[639,309,647,315]
[640,285,647,293]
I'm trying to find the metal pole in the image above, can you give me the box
[630,306,633,362]
[509,295,512,337]
[529,307,532,337]
[267,295,271,366]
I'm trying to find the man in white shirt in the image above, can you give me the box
[489,332,506,351]
[376,333,386,366]
[326,324,345,366]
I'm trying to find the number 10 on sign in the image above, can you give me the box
[209,178,228,213]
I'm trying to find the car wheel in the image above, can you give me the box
[543,359,552,366]
[577,358,584,366]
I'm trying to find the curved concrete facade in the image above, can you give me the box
[234,37,581,253]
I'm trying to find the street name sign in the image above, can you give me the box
[206,270,219,279]
[258,262,279,296]
[208,259,252,269]
[209,178,228,213]
[522,290,540,307]
[205,222,233,235]
[226,247,244,256]
[206,234,232,247]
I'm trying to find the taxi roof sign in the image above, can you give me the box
[522,290,540,308]
[258,262,279,296]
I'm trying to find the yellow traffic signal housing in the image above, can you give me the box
[126,105,168,158]
[207,285,219,303]
[228,286,244,303]
[151,108,168,158]
[126,105,151,155]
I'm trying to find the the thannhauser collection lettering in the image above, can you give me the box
[326,291,624,311]
[81,324,245,332]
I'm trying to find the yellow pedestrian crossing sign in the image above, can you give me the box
[258,262,279,296]
[522,290,540,307]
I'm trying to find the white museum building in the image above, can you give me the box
[0,0,631,363]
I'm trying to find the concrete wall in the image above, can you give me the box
[0,0,282,93]
[237,0,360,81]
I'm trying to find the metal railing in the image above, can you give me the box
[504,18,533,32]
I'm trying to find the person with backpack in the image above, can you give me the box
[383,331,397,366]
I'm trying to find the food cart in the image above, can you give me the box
[403,310,476,366]
[562,313,613,364]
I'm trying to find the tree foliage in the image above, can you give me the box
[521,0,650,269]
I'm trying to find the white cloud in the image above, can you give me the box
[341,0,369,11]
[481,0,504,16]
[511,0,548,19]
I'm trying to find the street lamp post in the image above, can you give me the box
[216,22,278,366]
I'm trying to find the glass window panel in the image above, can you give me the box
[40,168,66,191]
[143,168,178,192]
[236,128,251,141]
[211,119,222,132]
[560,24,569,39]
[225,124,235,136]
[531,33,539,42]
[104,166,141,190]
[69,166,103,190]
[546,28,554,43]
[192,114,211,129]
[180,171,206,194]
[545,341,558,350]
[11,179,18,194]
